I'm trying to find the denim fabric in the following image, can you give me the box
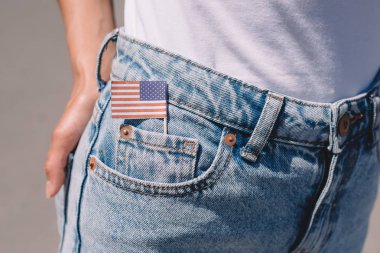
[55,27,380,253]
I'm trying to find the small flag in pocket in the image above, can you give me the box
[111,81,168,119]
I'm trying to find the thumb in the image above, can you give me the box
[45,130,73,198]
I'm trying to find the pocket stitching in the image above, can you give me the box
[116,125,200,183]
[90,149,232,197]
[118,124,200,156]
[89,129,233,197]
[119,137,199,157]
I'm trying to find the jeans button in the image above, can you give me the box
[224,133,236,146]
[338,113,350,136]
[89,157,96,170]
[120,125,133,139]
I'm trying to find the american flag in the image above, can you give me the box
[111,80,168,119]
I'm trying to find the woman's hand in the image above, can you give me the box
[45,84,98,198]
[45,0,115,198]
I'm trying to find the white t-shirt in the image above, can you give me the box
[124,0,380,102]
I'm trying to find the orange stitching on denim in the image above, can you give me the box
[88,145,232,197]
[118,137,198,157]
[90,148,232,197]
[243,95,283,159]
[170,97,253,132]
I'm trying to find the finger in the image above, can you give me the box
[45,131,71,198]
[45,150,67,198]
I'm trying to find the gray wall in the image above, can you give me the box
[0,0,123,252]
[0,0,378,252]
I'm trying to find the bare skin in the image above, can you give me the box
[44,0,115,198]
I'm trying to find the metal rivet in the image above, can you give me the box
[89,157,96,170]
[338,113,350,136]
[224,133,236,146]
[184,141,195,151]
[120,125,133,139]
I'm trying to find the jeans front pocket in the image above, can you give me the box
[88,124,232,197]
[116,124,200,183]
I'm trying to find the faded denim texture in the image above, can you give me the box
[55,27,380,253]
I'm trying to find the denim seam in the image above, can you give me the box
[369,95,379,147]
[87,135,233,196]
[169,96,329,146]
[93,145,228,190]
[333,91,375,109]
[111,73,332,146]
[270,136,327,147]
[309,176,343,252]
[76,93,111,253]
[58,153,74,253]
[108,79,369,147]
[90,101,101,124]
[267,93,284,101]
[184,141,197,155]
[114,153,195,182]
[314,192,342,252]
[58,190,67,253]
[176,91,371,147]
[118,138,198,157]
[170,96,253,132]
[118,132,196,156]
[89,146,233,197]
[291,154,339,253]
[318,166,352,250]
[309,205,333,252]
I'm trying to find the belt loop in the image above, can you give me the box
[368,92,380,148]
[96,27,120,92]
[240,92,284,162]
[328,103,341,154]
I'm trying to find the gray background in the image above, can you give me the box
[0,0,378,252]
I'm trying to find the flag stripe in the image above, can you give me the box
[111,106,166,109]
[112,97,141,101]
[112,111,166,115]
[112,114,167,119]
[112,100,166,105]
[111,87,140,90]
[111,81,140,84]
[112,95,140,99]
[111,92,140,96]
[112,109,166,113]
[111,84,140,88]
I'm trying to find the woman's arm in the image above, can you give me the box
[44,0,115,198]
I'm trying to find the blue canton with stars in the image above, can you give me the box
[140,81,168,101]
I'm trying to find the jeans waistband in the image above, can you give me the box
[96,27,380,154]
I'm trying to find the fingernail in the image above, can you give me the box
[45,181,53,198]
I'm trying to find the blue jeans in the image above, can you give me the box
[55,27,380,253]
